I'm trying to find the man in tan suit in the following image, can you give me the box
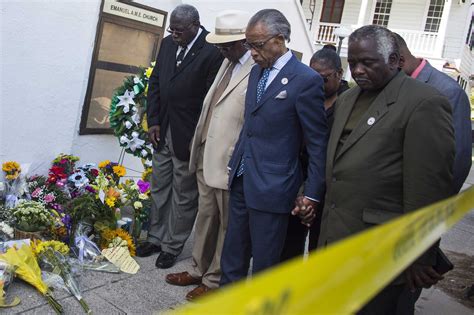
[316,25,454,314]
[165,10,253,301]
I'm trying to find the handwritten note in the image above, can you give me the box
[102,247,139,274]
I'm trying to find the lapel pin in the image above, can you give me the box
[367,117,375,125]
[281,78,288,85]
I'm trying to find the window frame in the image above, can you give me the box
[371,0,393,27]
[79,0,166,135]
[423,0,445,33]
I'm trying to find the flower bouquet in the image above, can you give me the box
[97,160,126,185]
[99,228,136,256]
[11,201,53,239]
[120,179,151,240]
[36,241,91,314]
[0,245,63,313]
[2,161,28,209]
[0,260,20,307]
[71,222,120,273]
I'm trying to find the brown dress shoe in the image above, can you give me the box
[186,284,213,301]
[165,271,201,286]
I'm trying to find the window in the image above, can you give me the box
[79,0,166,134]
[424,0,445,33]
[320,0,345,23]
[372,0,392,27]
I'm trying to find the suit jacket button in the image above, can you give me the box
[332,177,337,182]
[247,132,252,137]
[330,203,336,209]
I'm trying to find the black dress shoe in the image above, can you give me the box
[155,251,177,269]
[136,242,161,257]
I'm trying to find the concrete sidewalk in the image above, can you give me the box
[3,169,474,314]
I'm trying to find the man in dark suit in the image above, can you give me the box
[394,33,472,194]
[220,9,328,285]
[317,25,454,314]
[138,4,223,269]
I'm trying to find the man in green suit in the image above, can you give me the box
[317,25,455,314]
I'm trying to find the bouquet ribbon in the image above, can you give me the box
[74,236,101,262]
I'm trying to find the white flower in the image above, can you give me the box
[141,149,148,157]
[131,113,141,125]
[116,90,136,114]
[0,222,14,238]
[138,194,148,200]
[133,201,143,209]
[125,121,133,129]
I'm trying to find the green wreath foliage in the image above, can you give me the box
[109,65,154,161]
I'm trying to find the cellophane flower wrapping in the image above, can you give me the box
[39,247,91,314]
[0,259,20,307]
[0,245,62,313]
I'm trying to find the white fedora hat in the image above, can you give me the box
[206,10,251,44]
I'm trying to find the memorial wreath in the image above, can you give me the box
[109,63,155,161]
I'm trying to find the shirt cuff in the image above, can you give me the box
[304,196,319,203]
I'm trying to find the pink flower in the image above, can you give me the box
[44,193,55,203]
[31,187,42,198]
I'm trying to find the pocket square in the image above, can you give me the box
[275,90,287,99]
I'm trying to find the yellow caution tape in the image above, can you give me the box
[170,186,474,315]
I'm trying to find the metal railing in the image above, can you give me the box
[313,23,441,58]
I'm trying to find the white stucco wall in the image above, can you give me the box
[1,0,314,178]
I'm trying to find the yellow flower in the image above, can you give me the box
[145,66,154,78]
[2,161,21,180]
[141,167,152,182]
[100,228,136,256]
[98,160,110,168]
[113,165,126,177]
[31,240,69,256]
[105,197,115,208]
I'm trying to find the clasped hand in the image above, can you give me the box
[292,195,318,227]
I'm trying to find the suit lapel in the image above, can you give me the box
[327,87,359,166]
[216,57,254,106]
[171,28,208,80]
[335,92,390,160]
[335,71,406,160]
[251,56,297,114]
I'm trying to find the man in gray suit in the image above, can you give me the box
[317,25,454,314]
[394,33,471,194]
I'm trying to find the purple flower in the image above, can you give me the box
[85,185,96,193]
[137,179,150,193]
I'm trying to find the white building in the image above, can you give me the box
[0,0,315,176]
[301,0,473,92]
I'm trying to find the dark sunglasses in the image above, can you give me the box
[243,34,279,50]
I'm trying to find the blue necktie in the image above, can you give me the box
[236,68,271,177]
[256,68,271,103]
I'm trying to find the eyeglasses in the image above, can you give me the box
[166,23,193,36]
[321,71,337,83]
[243,35,279,50]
